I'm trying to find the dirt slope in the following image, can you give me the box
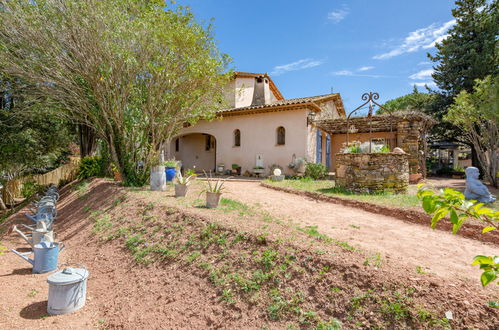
[0,179,497,329]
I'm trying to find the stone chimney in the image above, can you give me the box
[251,75,271,106]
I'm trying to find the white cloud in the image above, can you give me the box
[409,69,434,80]
[418,61,432,66]
[357,66,374,72]
[327,5,349,23]
[373,20,456,60]
[271,58,325,76]
[331,70,388,78]
[332,70,353,76]
[412,81,436,88]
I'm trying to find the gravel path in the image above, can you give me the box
[223,181,499,283]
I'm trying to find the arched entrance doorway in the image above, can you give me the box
[170,133,216,173]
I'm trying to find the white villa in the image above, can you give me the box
[166,72,345,176]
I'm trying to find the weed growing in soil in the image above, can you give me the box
[364,253,383,268]
[415,266,427,274]
[27,289,39,297]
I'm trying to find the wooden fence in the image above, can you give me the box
[1,157,80,205]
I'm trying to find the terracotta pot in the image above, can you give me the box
[113,171,122,182]
[175,184,188,198]
[206,192,221,208]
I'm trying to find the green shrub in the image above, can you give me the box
[304,162,328,180]
[21,180,41,198]
[379,145,391,153]
[436,167,454,176]
[78,156,103,179]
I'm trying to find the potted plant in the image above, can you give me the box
[231,163,241,175]
[174,171,194,198]
[202,171,230,208]
[185,168,197,181]
[253,166,265,176]
[164,159,177,182]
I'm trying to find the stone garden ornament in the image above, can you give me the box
[464,167,496,203]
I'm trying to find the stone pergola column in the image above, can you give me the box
[396,120,422,174]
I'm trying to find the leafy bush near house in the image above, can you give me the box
[304,162,328,180]
[78,156,104,179]
[21,180,41,198]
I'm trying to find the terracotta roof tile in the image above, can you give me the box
[219,93,341,114]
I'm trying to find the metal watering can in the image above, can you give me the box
[25,210,56,229]
[10,240,65,273]
[11,222,54,247]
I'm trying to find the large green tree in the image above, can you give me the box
[0,0,231,185]
[378,86,437,115]
[425,0,498,172]
[0,75,73,179]
[446,76,498,187]
[427,0,498,142]
[429,0,498,98]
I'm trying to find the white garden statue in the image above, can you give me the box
[464,167,496,203]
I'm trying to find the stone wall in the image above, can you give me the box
[335,153,409,194]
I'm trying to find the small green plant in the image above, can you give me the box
[21,180,41,198]
[316,318,342,330]
[78,156,103,179]
[379,145,391,153]
[221,288,235,303]
[175,171,194,185]
[417,185,498,286]
[304,162,328,180]
[416,265,427,274]
[201,171,231,193]
[164,159,178,167]
[27,289,39,297]
[185,168,196,177]
[363,253,383,268]
[186,251,201,264]
[342,141,362,153]
[92,215,112,234]
[231,163,240,169]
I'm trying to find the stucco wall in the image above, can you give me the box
[171,134,216,172]
[169,109,312,175]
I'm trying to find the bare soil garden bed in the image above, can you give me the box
[0,179,497,329]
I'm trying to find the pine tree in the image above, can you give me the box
[429,0,498,97]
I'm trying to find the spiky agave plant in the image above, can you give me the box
[175,171,195,185]
[202,170,231,193]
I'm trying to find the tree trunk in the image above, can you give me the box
[470,145,485,179]
[79,124,97,157]
[0,196,7,211]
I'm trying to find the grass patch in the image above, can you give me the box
[264,179,421,209]
[219,198,255,216]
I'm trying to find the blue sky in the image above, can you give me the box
[176,0,456,113]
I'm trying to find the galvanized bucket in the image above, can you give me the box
[47,265,89,315]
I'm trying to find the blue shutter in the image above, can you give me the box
[316,130,322,163]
